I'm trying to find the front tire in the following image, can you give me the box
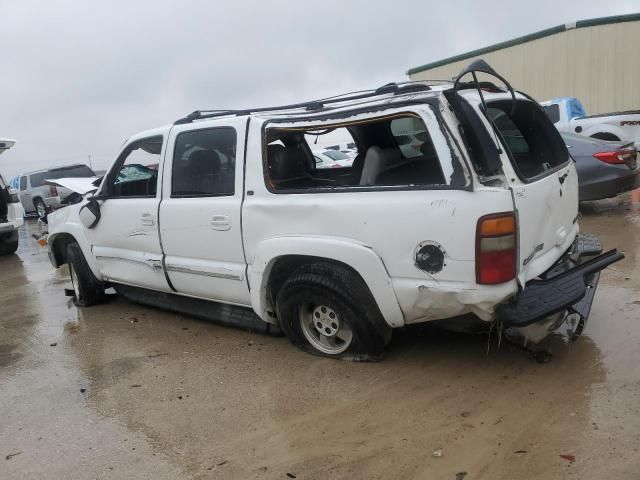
[66,242,105,306]
[276,263,391,360]
[0,231,19,255]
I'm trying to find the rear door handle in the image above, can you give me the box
[211,215,231,231]
[141,213,155,226]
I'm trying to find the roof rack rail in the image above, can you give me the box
[173,82,432,124]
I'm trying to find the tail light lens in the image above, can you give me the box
[594,147,637,165]
[49,184,58,197]
[8,188,20,203]
[476,213,517,285]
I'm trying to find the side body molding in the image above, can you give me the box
[248,236,406,328]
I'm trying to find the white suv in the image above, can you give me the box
[0,139,25,255]
[46,61,623,359]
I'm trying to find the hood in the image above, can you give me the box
[44,176,101,195]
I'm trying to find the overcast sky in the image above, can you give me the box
[0,0,637,178]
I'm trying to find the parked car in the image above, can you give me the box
[541,97,640,148]
[313,149,354,168]
[560,132,639,201]
[324,142,357,156]
[13,164,96,220]
[0,139,25,255]
[46,60,623,360]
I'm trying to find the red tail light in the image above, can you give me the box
[476,213,517,285]
[49,184,58,196]
[594,147,636,165]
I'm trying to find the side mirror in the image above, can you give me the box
[79,198,101,229]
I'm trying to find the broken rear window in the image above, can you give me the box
[488,100,569,180]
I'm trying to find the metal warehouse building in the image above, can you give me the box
[407,13,640,115]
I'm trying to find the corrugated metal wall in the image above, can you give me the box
[408,21,640,115]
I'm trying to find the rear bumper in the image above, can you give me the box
[579,168,640,201]
[498,234,624,341]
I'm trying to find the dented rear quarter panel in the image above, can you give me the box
[243,111,519,326]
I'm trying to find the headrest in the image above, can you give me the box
[269,146,308,182]
[187,149,221,174]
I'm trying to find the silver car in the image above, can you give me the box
[13,164,95,220]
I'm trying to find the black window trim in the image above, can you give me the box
[100,135,164,200]
[261,102,473,195]
[170,126,238,199]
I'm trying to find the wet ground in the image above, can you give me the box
[1,192,639,480]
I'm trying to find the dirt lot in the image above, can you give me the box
[1,192,639,480]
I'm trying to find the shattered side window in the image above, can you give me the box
[264,107,469,192]
[106,136,163,198]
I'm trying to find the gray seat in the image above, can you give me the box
[359,147,400,185]
[174,149,221,195]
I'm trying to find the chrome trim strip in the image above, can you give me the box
[166,264,243,281]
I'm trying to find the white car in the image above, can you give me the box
[46,60,622,359]
[541,97,640,148]
[313,149,354,168]
[12,164,96,221]
[0,139,25,255]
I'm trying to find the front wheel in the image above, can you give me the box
[0,232,19,256]
[276,263,391,360]
[66,243,105,306]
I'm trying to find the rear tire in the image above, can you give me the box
[276,263,391,360]
[66,242,105,306]
[34,198,48,223]
[0,232,19,255]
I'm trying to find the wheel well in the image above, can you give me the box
[266,255,373,311]
[50,233,76,267]
[590,132,620,142]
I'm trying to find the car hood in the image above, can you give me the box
[44,176,100,195]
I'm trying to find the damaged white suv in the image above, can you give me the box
[46,61,623,359]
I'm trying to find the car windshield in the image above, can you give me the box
[322,150,350,161]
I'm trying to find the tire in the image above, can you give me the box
[590,132,620,142]
[66,242,105,306]
[0,231,19,255]
[276,263,392,361]
[34,198,48,223]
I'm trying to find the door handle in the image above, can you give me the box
[211,215,231,231]
[141,213,156,226]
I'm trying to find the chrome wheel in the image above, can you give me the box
[69,263,80,298]
[299,304,353,355]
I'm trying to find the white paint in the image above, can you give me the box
[46,84,583,338]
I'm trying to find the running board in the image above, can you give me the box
[114,284,282,336]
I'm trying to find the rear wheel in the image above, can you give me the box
[0,232,19,255]
[34,198,48,223]
[66,242,105,306]
[276,263,391,360]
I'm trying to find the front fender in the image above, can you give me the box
[249,236,405,328]
[47,205,103,281]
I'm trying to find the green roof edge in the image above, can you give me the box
[406,12,640,76]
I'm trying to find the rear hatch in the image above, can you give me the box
[486,97,579,284]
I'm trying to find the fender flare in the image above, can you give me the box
[248,236,405,328]
[48,223,103,281]
[581,124,626,142]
